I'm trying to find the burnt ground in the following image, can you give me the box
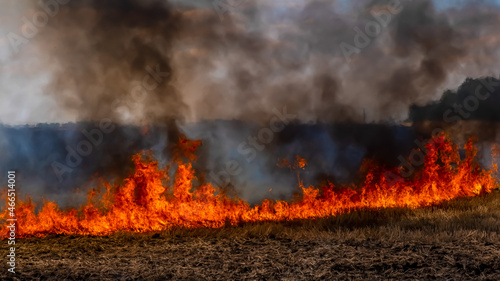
[1,191,499,280]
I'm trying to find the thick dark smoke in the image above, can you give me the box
[0,121,420,205]
[1,0,500,205]
[38,0,185,124]
[18,0,499,124]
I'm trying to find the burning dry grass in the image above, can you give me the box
[2,190,499,280]
[4,136,497,239]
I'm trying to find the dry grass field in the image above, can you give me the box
[2,190,499,280]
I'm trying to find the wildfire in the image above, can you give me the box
[1,135,497,238]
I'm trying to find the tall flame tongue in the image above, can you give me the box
[1,135,498,238]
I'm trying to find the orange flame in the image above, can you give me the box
[1,135,497,238]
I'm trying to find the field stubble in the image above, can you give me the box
[1,190,499,280]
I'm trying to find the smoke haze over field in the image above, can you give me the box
[0,0,499,125]
[1,0,500,205]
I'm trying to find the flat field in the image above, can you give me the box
[2,190,499,280]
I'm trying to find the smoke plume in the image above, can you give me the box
[1,0,500,204]
[0,0,498,124]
